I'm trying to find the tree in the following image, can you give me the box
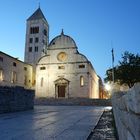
[104,51,140,88]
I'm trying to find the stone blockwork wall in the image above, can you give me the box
[112,83,140,140]
[0,86,35,113]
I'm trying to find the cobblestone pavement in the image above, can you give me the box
[0,106,105,140]
[87,108,118,140]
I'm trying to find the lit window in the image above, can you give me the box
[41,77,44,87]
[58,66,65,69]
[0,69,4,81]
[11,71,17,83]
[80,76,84,86]
[79,64,85,68]
[40,67,46,70]
[32,80,36,86]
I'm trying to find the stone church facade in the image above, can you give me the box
[0,8,100,99]
[36,31,99,98]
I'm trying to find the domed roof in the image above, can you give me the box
[48,30,77,49]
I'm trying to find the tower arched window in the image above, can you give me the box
[80,76,84,86]
[43,29,47,36]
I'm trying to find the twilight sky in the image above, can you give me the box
[0,0,140,80]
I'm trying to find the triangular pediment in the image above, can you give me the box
[54,78,70,84]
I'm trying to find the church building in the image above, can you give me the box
[0,7,100,99]
[35,30,99,98]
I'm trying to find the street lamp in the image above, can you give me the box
[104,83,112,98]
[105,83,111,91]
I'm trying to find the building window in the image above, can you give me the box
[41,77,44,87]
[79,64,85,68]
[80,76,84,86]
[58,66,65,69]
[29,38,33,43]
[24,76,27,85]
[32,80,36,86]
[0,56,3,62]
[35,46,38,52]
[11,71,17,83]
[43,29,47,36]
[0,69,4,81]
[24,67,27,71]
[35,37,39,43]
[29,47,32,52]
[30,27,39,34]
[40,66,46,70]
[13,62,16,67]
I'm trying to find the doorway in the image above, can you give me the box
[54,78,70,98]
[58,85,66,97]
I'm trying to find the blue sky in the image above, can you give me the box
[0,0,140,80]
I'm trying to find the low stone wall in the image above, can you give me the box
[111,83,140,140]
[35,98,111,106]
[0,86,35,113]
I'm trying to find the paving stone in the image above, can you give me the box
[0,105,104,140]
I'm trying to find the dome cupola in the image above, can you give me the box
[48,30,77,49]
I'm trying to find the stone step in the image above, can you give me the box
[34,98,112,106]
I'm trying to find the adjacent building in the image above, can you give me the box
[0,51,33,88]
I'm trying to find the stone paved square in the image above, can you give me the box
[0,106,105,140]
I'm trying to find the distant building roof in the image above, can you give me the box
[0,51,32,66]
[27,8,47,21]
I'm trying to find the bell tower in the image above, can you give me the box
[24,7,49,67]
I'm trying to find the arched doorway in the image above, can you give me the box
[54,78,70,98]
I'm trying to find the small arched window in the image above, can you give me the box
[40,67,46,70]
[11,71,17,83]
[41,77,44,87]
[80,76,84,86]
[24,76,27,85]
[0,69,4,81]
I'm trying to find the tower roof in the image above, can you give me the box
[27,8,47,21]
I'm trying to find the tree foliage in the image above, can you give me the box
[104,51,140,88]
